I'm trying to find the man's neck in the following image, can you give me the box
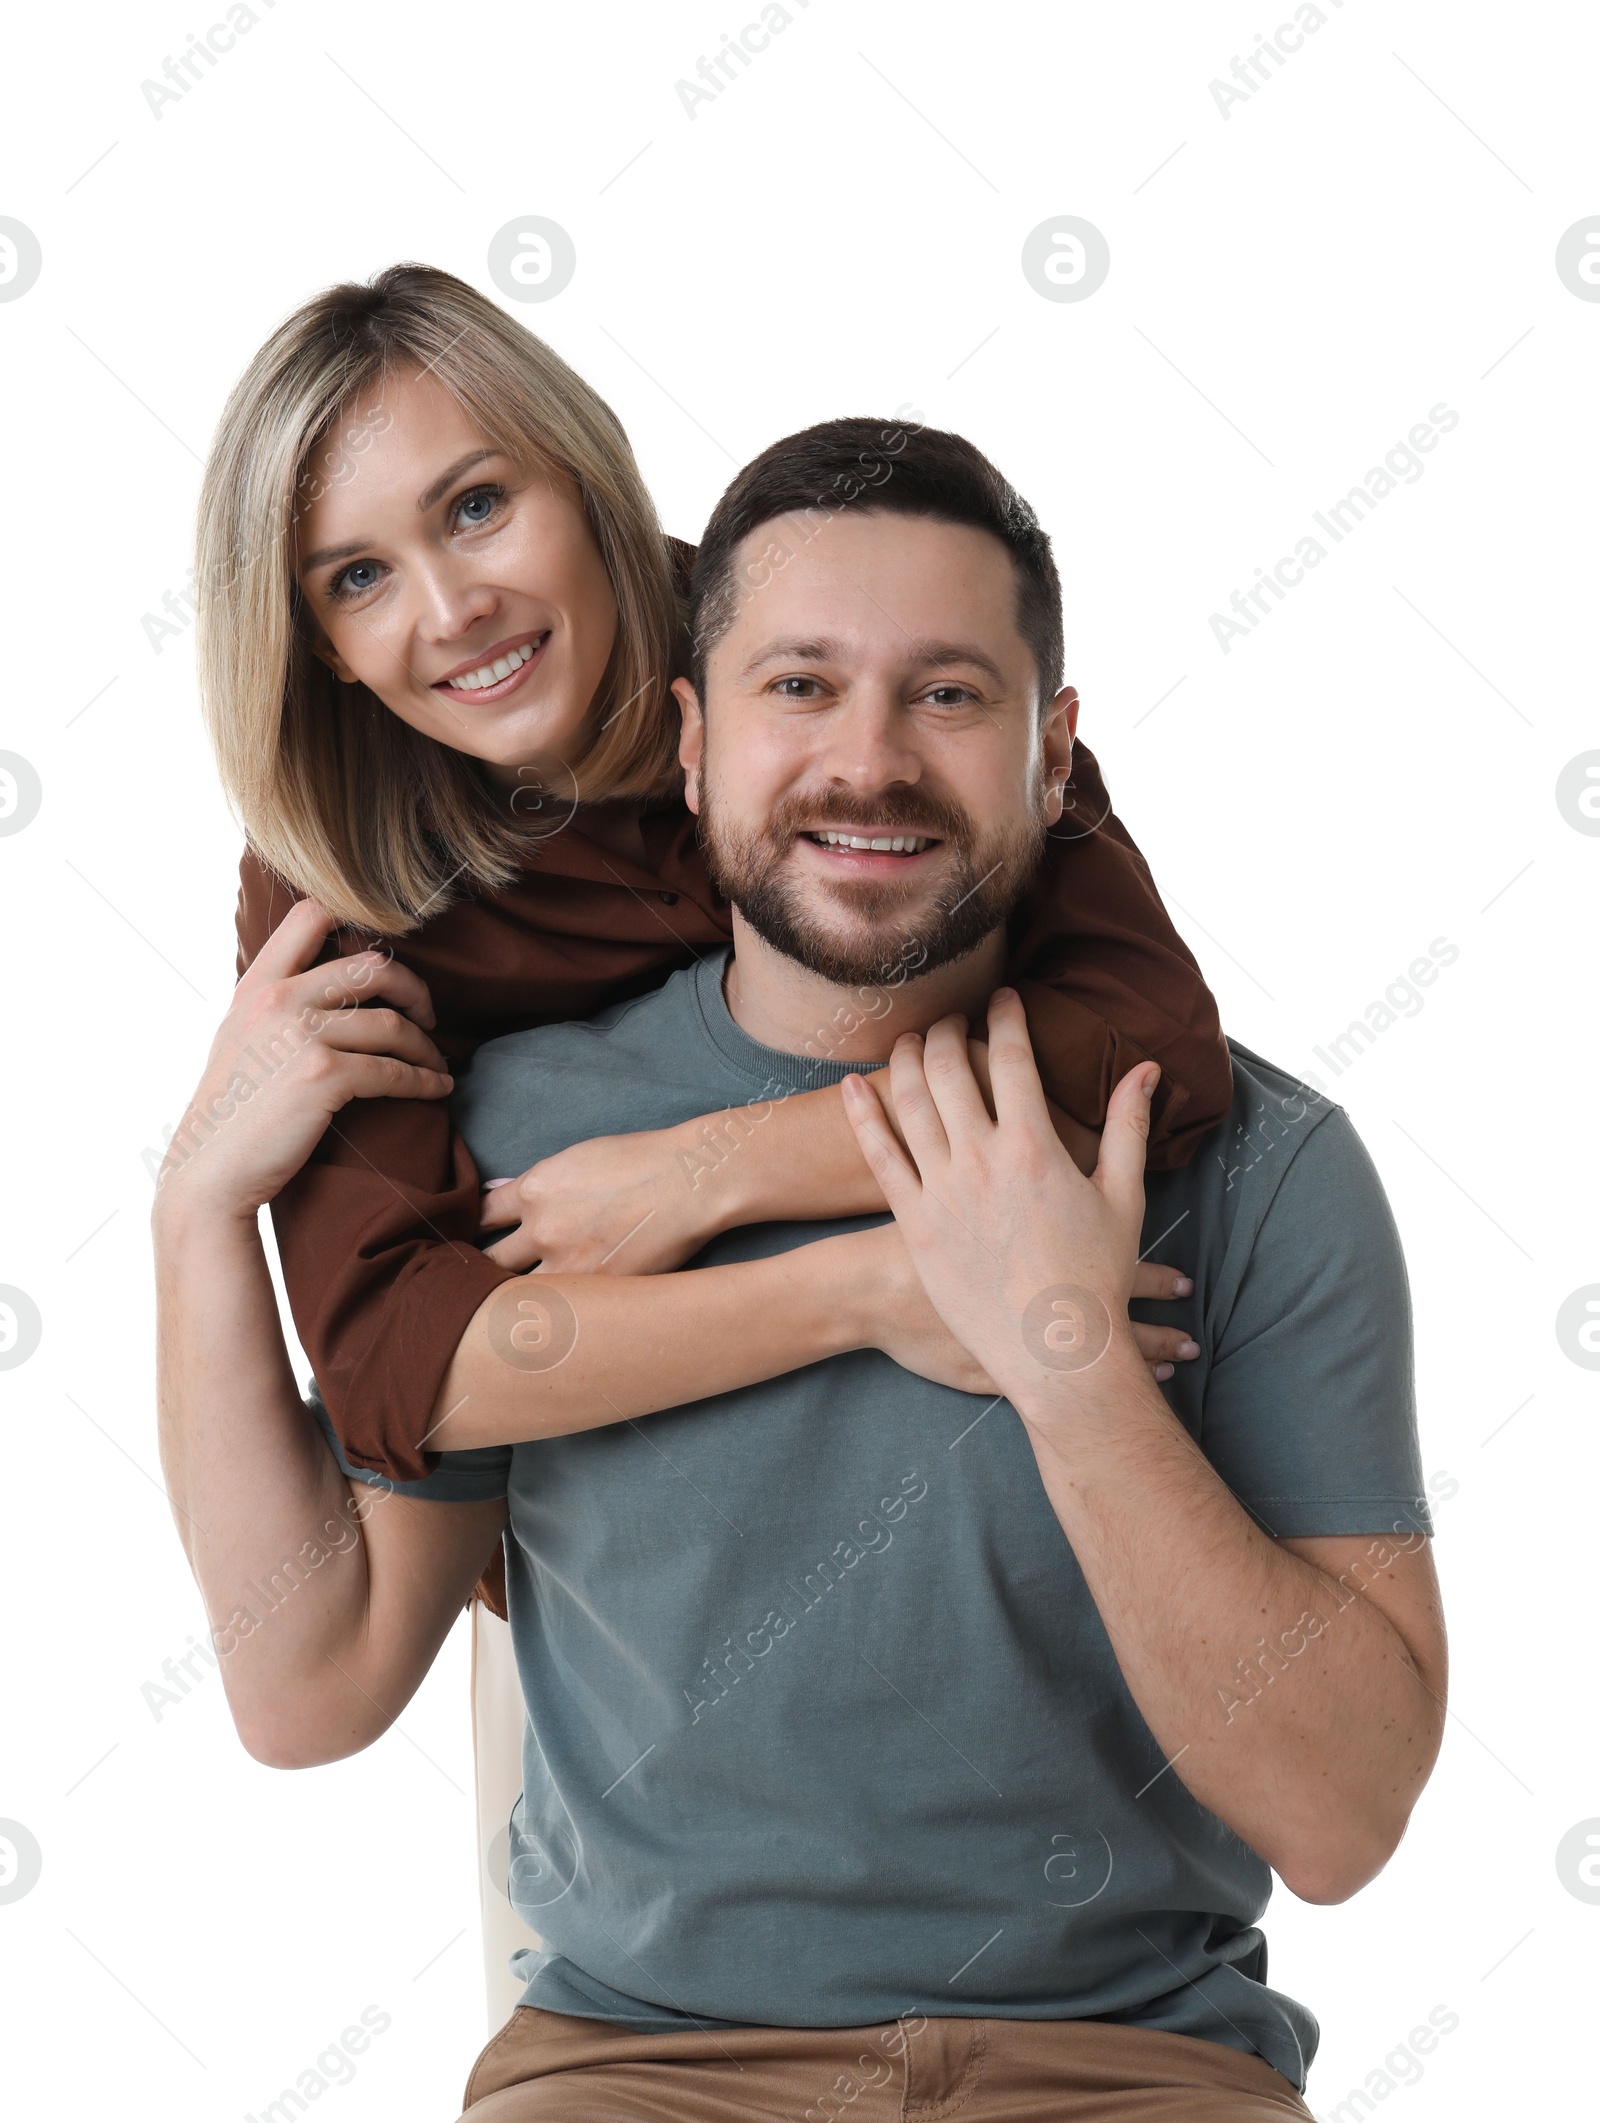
[722,913,1009,1064]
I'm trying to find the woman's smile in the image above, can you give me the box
[432,630,552,701]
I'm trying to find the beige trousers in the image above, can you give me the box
[458,2005,1317,2122]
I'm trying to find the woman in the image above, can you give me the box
[177,262,1226,1525]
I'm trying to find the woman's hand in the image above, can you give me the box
[156,898,453,1224]
[841,990,1157,1415]
[1126,1260,1199,1383]
[479,1125,708,1273]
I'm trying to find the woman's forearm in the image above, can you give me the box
[154,1198,376,1743]
[152,1196,502,1764]
[678,1051,1099,1247]
[432,1223,998,1449]
[431,1228,896,1450]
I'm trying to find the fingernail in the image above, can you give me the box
[1143,1067,1159,1098]
[1155,1362,1175,1381]
[992,986,1017,1004]
[1173,1275,1193,1296]
[1177,1339,1200,1359]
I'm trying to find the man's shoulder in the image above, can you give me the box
[1160,1037,1363,1242]
[1223,1036,1335,1125]
[1199,1038,1397,1266]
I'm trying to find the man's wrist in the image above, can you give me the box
[1005,1318,1152,1432]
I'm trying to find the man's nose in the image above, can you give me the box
[815,688,923,791]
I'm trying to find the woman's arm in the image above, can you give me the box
[231,730,1218,1486]
[426,1225,988,1449]
[476,1040,1099,1276]
[153,1185,508,1770]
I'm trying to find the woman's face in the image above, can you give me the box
[293,366,619,783]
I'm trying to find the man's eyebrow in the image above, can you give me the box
[913,640,1008,687]
[737,636,1009,686]
[738,636,849,678]
[298,449,503,574]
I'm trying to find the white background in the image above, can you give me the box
[1,2,1595,2117]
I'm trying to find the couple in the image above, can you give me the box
[155,265,1445,2121]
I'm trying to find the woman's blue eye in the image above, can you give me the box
[455,484,504,526]
[332,559,380,598]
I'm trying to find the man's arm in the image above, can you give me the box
[841,996,1446,1905]
[1006,1371,1445,1902]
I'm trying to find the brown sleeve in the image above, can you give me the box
[235,849,515,1483]
[1003,741,1231,1171]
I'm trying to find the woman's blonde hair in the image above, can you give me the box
[195,263,682,934]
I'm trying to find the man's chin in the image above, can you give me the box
[737,889,968,989]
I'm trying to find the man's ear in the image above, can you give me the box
[1040,683,1079,826]
[672,676,704,815]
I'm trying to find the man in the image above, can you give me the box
[165,421,1445,2120]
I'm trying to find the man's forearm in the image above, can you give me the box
[1012,1335,1444,1902]
[432,1229,885,1449]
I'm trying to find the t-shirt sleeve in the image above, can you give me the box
[1199,1108,1431,1541]
[307,1385,512,1503]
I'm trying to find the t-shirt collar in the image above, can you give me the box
[689,948,885,1096]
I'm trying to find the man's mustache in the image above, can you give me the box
[762,789,974,850]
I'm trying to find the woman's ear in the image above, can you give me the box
[673,677,705,815]
[1041,683,1079,825]
[303,619,358,686]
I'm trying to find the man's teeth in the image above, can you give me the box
[812,831,931,853]
[444,639,540,691]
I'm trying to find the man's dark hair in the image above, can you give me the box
[689,416,1064,704]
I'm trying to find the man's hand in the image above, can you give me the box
[841,989,1157,1414]
[861,1221,1196,1395]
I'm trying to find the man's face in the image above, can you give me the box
[675,510,1077,988]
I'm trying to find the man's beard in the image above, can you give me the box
[697,777,1048,989]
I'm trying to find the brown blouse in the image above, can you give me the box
[235,739,1229,1485]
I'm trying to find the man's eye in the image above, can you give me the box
[923,685,974,707]
[773,676,823,698]
[454,483,506,527]
[329,558,382,600]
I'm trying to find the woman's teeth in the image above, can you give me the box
[443,638,542,692]
[811,831,931,853]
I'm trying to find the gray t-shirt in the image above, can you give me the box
[315,949,1427,2090]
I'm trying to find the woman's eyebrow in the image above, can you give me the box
[415,447,500,512]
[299,449,505,573]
